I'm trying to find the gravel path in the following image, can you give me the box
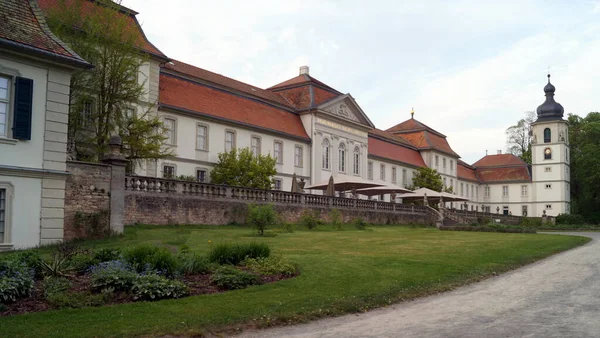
[237,232,600,338]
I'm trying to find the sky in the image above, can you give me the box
[122,0,600,164]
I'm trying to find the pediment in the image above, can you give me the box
[318,95,374,128]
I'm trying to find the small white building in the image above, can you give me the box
[0,0,89,250]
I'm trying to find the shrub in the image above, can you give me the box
[89,260,138,292]
[123,245,179,276]
[178,253,215,275]
[281,223,295,233]
[352,217,368,230]
[42,277,72,298]
[0,260,35,303]
[520,217,543,227]
[242,254,297,276]
[131,274,188,301]
[46,291,109,309]
[0,251,44,279]
[94,248,122,263]
[208,243,271,265]
[299,210,320,230]
[70,254,98,274]
[41,242,83,277]
[210,266,261,290]
[247,204,277,235]
[329,209,342,230]
[556,213,587,225]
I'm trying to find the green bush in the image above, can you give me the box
[352,217,368,230]
[131,274,188,301]
[178,253,215,275]
[0,260,35,303]
[247,204,277,235]
[208,243,271,265]
[41,242,83,277]
[329,209,342,230]
[281,223,295,233]
[242,254,297,276]
[89,260,137,292]
[123,245,179,276]
[556,214,587,225]
[210,266,261,290]
[46,291,109,309]
[70,254,98,274]
[42,277,72,298]
[520,217,543,227]
[94,248,122,262]
[0,251,44,279]
[299,210,320,230]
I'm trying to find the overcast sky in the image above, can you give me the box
[122,0,600,164]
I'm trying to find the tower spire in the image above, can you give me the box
[411,107,414,119]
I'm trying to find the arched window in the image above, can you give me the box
[544,128,551,143]
[353,146,360,175]
[338,143,346,172]
[322,139,330,169]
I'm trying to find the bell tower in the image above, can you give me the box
[530,74,570,216]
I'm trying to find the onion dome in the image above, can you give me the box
[536,74,564,122]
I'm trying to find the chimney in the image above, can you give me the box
[299,66,309,75]
[497,150,502,155]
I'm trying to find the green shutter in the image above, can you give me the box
[12,77,34,140]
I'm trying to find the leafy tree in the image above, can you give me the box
[505,111,536,164]
[410,167,443,192]
[44,0,172,171]
[568,112,600,223]
[210,148,277,189]
[246,204,277,235]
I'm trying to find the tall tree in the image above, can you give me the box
[505,111,536,164]
[44,0,172,171]
[210,148,277,190]
[410,167,443,192]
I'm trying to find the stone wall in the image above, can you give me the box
[64,161,112,239]
[124,191,436,226]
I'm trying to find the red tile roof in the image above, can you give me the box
[396,131,460,157]
[313,86,339,106]
[163,60,294,109]
[457,161,479,182]
[472,154,528,167]
[269,74,341,94]
[270,85,311,109]
[369,128,415,148]
[267,74,342,110]
[0,0,88,65]
[159,74,310,140]
[38,0,167,59]
[368,136,425,168]
[476,167,531,183]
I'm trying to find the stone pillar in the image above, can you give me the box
[101,136,128,234]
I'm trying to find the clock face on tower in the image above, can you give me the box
[544,147,552,159]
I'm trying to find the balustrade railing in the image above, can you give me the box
[124,175,433,215]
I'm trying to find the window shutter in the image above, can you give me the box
[12,77,34,140]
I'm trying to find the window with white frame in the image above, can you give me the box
[484,186,490,197]
[163,164,175,179]
[466,184,469,198]
[380,164,386,181]
[502,185,509,197]
[476,186,478,199]
[338,143,346,172]
[460,183,464,196]
[273,178,282,190]
[471,185,474,198]
[196,124,208,150]
[0,186,7,243]
[322,139,330,169]
[443,177,447,187]
[435,155,439,168]
[450,179,454,192]
[402,169,407,187]
[450,160,454,172]
[225,130,235,152]
[251,136,261,156]
[274,140,283,164]
[443,158,447,171]
[80,100,95,130]
[521,185,528,196]
[353,147,360,175]
[392,167,397,184]
[163,117,176,145]
[0,76,10,137]
[294,145,303,167]
[368,161,373,180]
[196,169,207,183]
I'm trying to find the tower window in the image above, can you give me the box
[544,128,551,143]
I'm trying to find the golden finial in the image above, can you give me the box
[411,107,414,119]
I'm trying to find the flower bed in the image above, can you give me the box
[0,243,298,316]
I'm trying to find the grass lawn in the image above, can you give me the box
[0,224,590,337]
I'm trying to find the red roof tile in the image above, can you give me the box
[269,74,341,94]
[269,85,311,109]
[457,161,479,182]
[164,60,294,108]
[396,131,460,157]
[368,137,425,168]
[313,86,339,106]
[369,128,415,148]
[472,154,528,167]
[476,167,531,183]
[0,0,87,64]
[387,118,427,133]
[38,0,167,59]
[159,74,309,140]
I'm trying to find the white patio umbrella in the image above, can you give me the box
[355,184,413,196]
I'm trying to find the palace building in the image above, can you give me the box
[37,0,570,218]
